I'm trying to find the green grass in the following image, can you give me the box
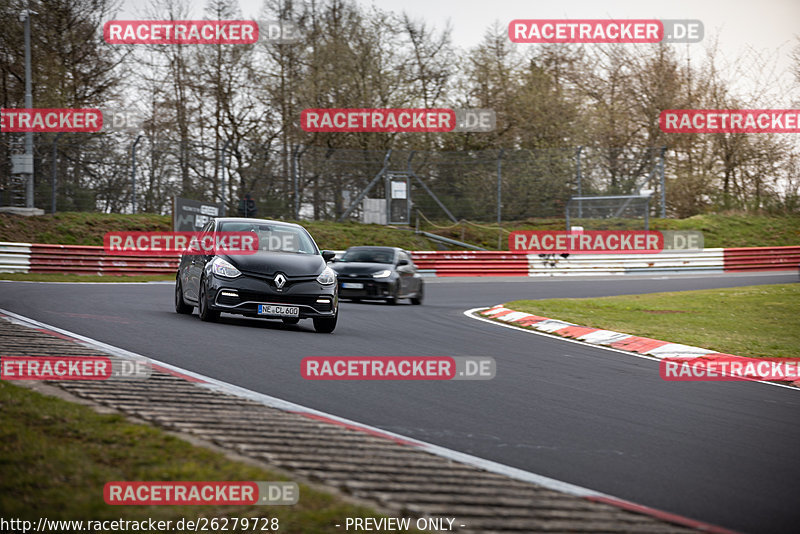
[0,381,405,533]
[0,212,436,251]
[504,284,800,359]
[0,273,174,282]
[418,213,800,249]
[2,212,798,251]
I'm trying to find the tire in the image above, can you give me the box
[198,277,219,322]
[410,283,424,305]
[282,317,300,325]
[175,277,193,314]
[313,314,337,333]
[386,285,399,305]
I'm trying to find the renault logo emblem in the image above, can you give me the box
[274,273,287,289]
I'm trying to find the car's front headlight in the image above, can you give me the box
[372,269,392,278]
[316,266,336,285]
[211,257,241,278]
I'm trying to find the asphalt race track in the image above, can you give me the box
[2,272,798,534]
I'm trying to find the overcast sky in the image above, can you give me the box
[117,0,800,103]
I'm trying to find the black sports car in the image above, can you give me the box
[175,218,339,333]
[330,246,423,304]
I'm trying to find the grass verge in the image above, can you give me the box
[2,212,798,250]
[504,284,800,359]
[0,381,398,533]
[417,212,800,249]
[0,213,437,251]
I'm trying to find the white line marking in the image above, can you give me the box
[0,307,607,498]
[464,307,798,391]
[0,307,747,531]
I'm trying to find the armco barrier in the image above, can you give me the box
[723,246,800,272]
[412,251,529,276]
[29,244,179,275]
[0,242,797,277]
[526,249,726,276]
[0,242,32,273]
[0,242,178,276]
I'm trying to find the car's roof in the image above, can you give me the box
[346,246,401,251]
[215,217,304,229]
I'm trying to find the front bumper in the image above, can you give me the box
[206,272,337,318]
[338,277,396,299]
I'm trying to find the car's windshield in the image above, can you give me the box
[340,249,395,263]
[217,222,318,254]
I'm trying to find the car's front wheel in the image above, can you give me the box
[386,285,399,305]
[198,277,219,322]
[175,277,193,314]
[410,283,424,305]
[313,314,337,333]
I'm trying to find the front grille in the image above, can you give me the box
[340,280,389,296]
[235,290,319,306]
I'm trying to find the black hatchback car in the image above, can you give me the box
[175,218,339,333]
[330,246,423,304]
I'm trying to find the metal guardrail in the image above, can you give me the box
[28,244,178,275]
[526,249,726,276]
[412,251,529,276]
[0,242,32,273]
[1,242,798,277]
[723,246,800,271]
[0,242,178,276]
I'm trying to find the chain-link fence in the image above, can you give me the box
[1,133,666,223]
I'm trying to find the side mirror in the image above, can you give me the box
[397,259,409,266]
[322,250,336,262]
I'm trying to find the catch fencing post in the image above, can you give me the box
[576,146,583,218]
[50,133,63,214]
[220,139,230,216]
[659,146,666,218]
[130,135,143,213]
[497,149,504,249]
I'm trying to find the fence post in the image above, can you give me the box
[220,139,230,216]
[23,5,35,208]
[659,146,666,218]
[497,149,504,250]
[292,144,301,219]
[51,133,63,214]
[130,135,143,213]
[576,146,583,218]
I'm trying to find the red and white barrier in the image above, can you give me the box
[0,242,178,275]
[1,242,797,277]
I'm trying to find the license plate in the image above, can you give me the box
[342,282,364,289]
[258,304,299,317]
